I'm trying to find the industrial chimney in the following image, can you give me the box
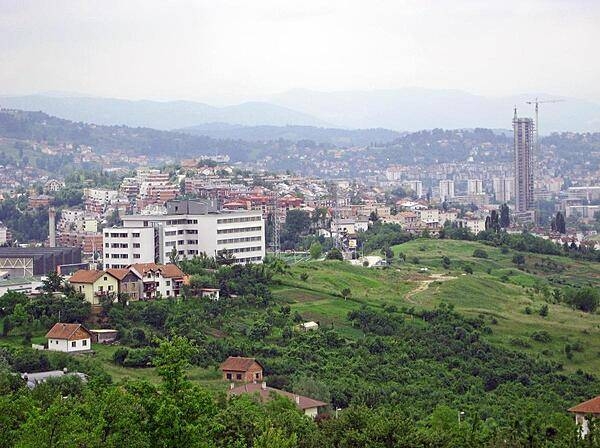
[48,207,56,247]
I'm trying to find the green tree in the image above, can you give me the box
[341,288,352,300]
[326,248,343,261]
[309,242,322,259]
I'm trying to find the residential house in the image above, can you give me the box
[219,356,264,382]
[106,268,142,301]
[129,263,185,299]
[569,395,600,438]
[46,323,92,353]
[229,382,327,418]
[68,269,120,305]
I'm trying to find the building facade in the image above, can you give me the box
[513,111,535,213]
[103,200,265,267]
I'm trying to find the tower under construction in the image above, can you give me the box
[513,109,535,215]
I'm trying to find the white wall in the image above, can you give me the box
[47,338,91,352]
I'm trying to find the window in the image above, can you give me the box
[166,280,171,286]
[71,341,76,347]
[104,276,107,281]
[82,340,87,346]
[133,233,140,237]
[255,372,260,379]
[108,285,113,291]
[56,340,59,344]
[226,373,232,380]
[133,254,140,259]
[133,243,140,248]
[236,373,242,380]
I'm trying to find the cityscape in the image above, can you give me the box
[1,1,600,446]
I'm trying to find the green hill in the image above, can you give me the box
[274,239,600,372]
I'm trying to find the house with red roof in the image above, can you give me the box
[68,269,120,305]
[228,382,327,418]
[128,263,185,299]
[569,395,600,437]
[219,356,264,383]
[46,323,92,353]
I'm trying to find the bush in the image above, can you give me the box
[538,304,549,317]
[500,246,510,254]
[565,287,599,313]
[411,257,420,264]
[463,265,473,275]
[512,254,526,265]
[531,331,551,343]
[472,249,488,259]
[510,337,531,348]
[326,248,343,261]
[299,273,309,282]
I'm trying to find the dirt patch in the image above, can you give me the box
[404,274,457,303]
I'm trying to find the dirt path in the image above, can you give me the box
[404,274,457,304]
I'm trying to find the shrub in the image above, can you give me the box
[524,306,532,315]
[299,273,309,282]
[326,248,343,261]
[472,249,488,259]
[510,337,531,348]
[411,257,420,264]
[531,331,551,343]
[538,304,549,317]
[512,254,526,265]
[501,246,510,254]
[464,265,473,275]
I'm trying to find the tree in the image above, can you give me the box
[168,246,180,265]
[309,242,322,259]
[41,271,65,294]
[326,248,343,261]
[500,203,510,228]
[341,288,351,300]
[555,212,566,234]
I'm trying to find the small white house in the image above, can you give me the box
[199,288,220,301]
[569,395,600,438]
[46,323,92,353]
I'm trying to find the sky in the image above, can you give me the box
[1,0,599,104]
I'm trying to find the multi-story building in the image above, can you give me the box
[467,179,484,196]
[493,177,513,203]
[103,200,265,268]
[439,180,455,201]
[513,110,535,213]
[404,180,423,198]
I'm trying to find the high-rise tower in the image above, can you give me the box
[513,109,534,213]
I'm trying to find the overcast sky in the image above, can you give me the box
[1,0,599,104]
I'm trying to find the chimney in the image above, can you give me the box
[48,207,56,247]
[261,381,267,390]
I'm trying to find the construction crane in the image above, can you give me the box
[525,97,564,226]
[525,97,564,149]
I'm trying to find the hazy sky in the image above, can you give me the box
[1,0,599,104]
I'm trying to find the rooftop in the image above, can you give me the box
[229,382,327,411]
[220,356,263,372]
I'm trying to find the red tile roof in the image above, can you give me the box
[569,396,600,414]
[129,263,184,278]
[68,269,106,284]
[229,383,327,410]
[45,323,91,340]
[219,356,263,372]
[106,268,140,281]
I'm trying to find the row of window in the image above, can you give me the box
[105,232,141,238]
[236,256,262,263]
[217,236,262,244]
[217,226,262,234]
[106,253,141,259]
[229,246,262,254]
[217,216,261,224]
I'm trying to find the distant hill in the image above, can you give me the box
[177,123,403,146]
[269,88,600,132]
[0,95,328,130]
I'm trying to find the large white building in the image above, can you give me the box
[103,200,265,268]
[493,177,513,203]
[439,180,455,201]
[467,179,484,196]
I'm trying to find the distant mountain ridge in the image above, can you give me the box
[0,95,329,130]
[177,123,403,146]
[2,88,600,132]
[269,88,600,133]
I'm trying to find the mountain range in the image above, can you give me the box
[1,88,600,133]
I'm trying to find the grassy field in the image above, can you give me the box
[274,239,600,372]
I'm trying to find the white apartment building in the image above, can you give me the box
[404,180,423,198]
[439,180,455,201]
[103,200,265,267]
[103,227,156,269]
[467,179,484,196]
[493,178,513,203]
